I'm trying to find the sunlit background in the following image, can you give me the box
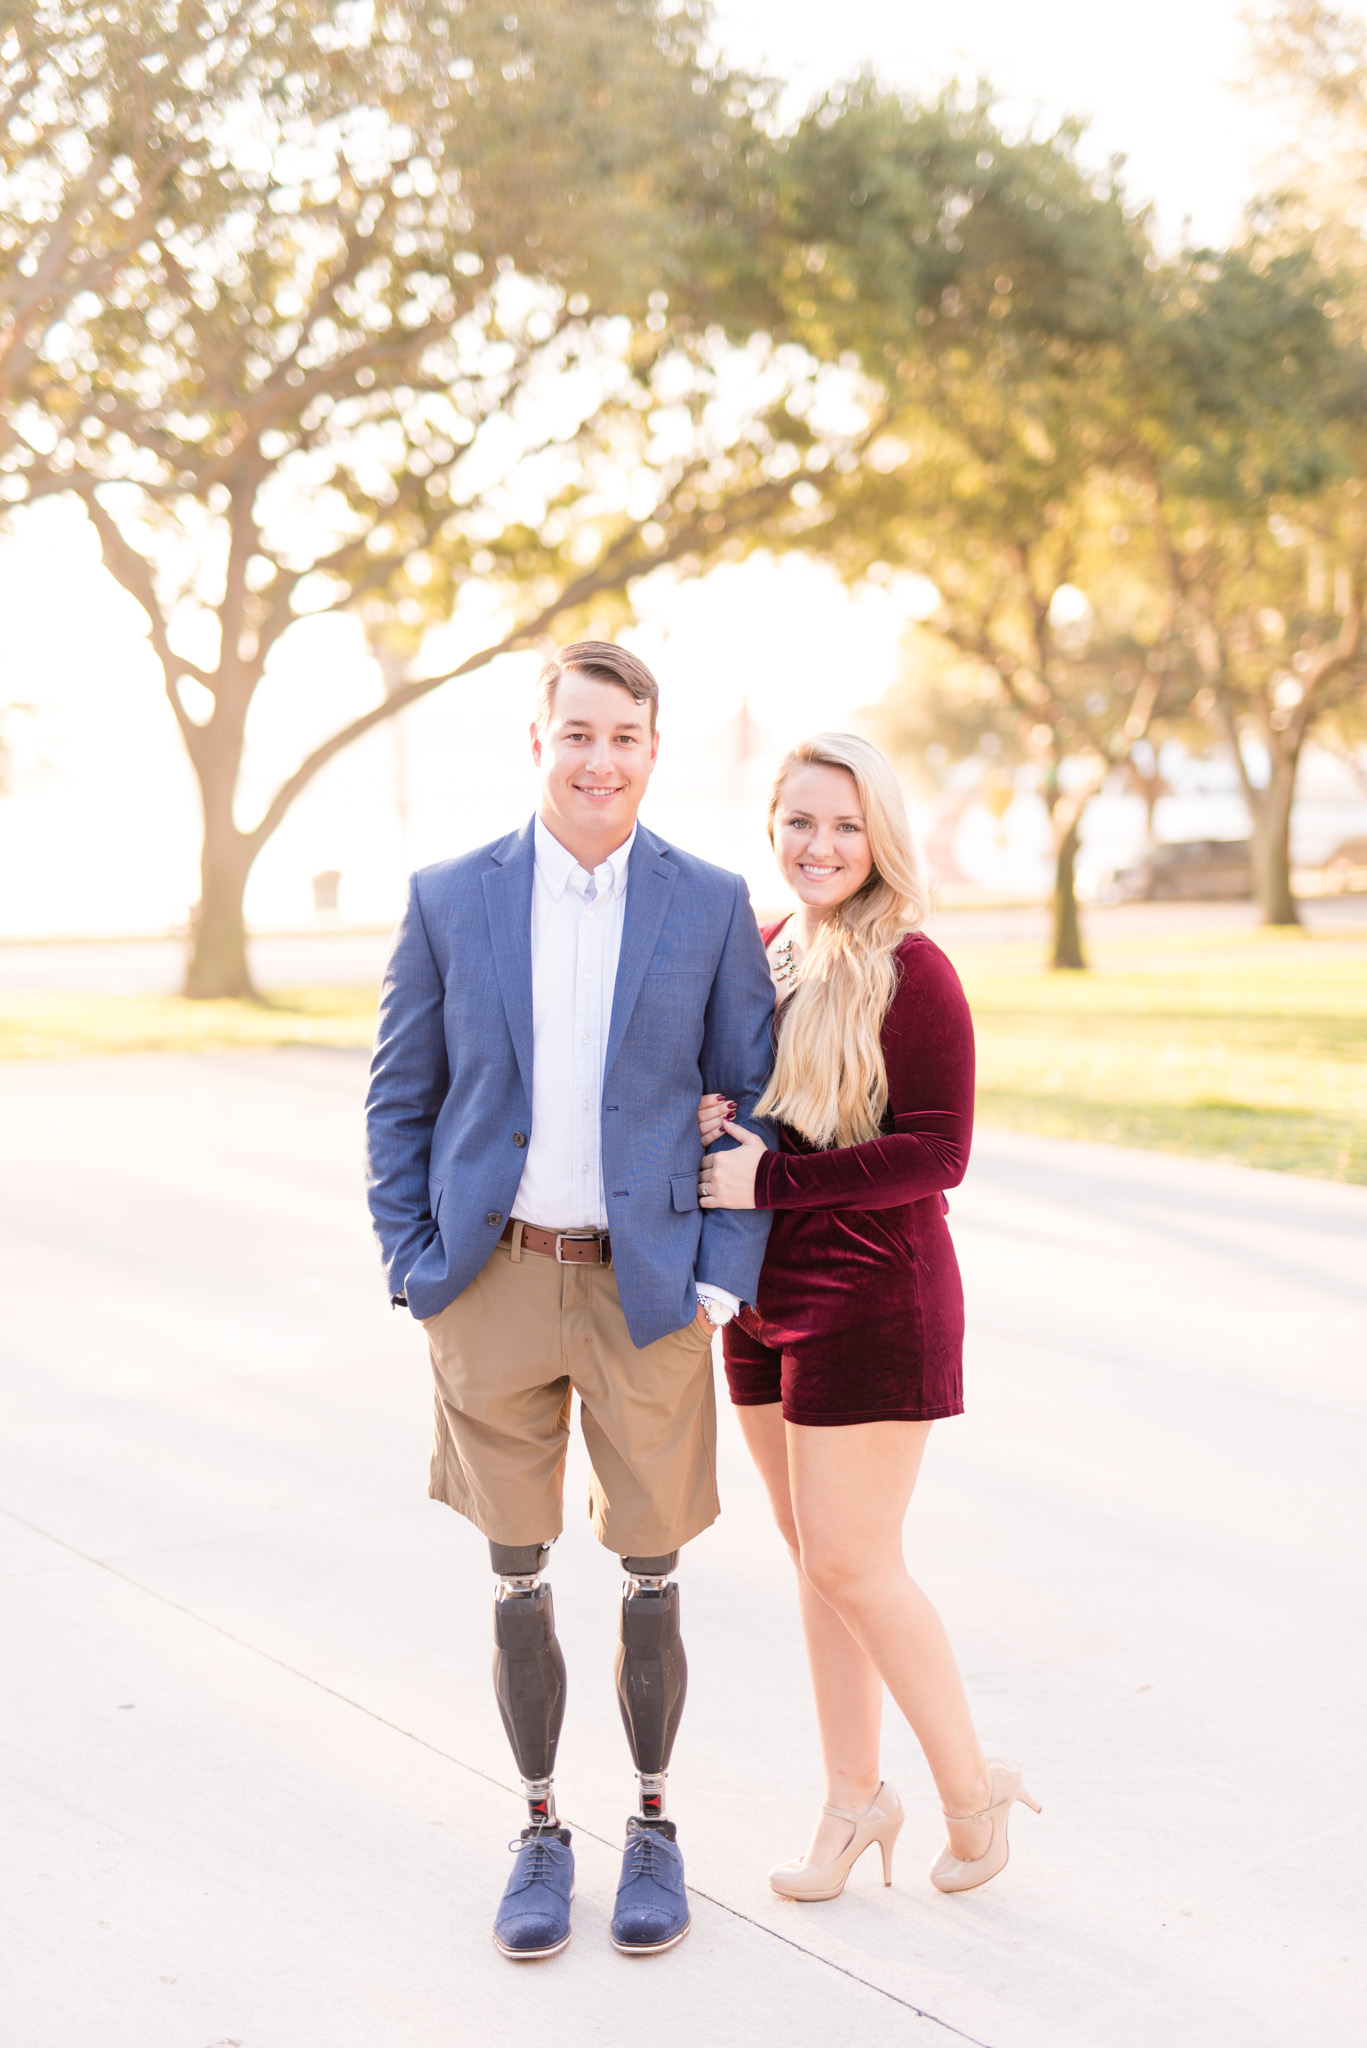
[5,0,1365,939]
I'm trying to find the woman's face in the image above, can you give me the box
[773,762,874,915]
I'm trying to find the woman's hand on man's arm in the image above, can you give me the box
[698,1119,766,1210]
[697,1092,736,1147]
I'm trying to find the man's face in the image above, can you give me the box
[530,671,659,857]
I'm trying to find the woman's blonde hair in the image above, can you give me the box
[755,732,928,1149]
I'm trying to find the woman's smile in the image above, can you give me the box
[774,761,876,913]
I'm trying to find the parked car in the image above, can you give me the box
[1101,839,1253,903]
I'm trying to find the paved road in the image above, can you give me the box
[2,1051,1364,2048]
[4,894,1366,992]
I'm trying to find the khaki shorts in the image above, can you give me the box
[423,1238,719,1556]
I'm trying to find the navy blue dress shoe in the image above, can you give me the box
[610,1817,691,1954]
[493,1826,574,1960]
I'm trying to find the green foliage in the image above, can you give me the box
[1246,4,1367,300]
[3,1,763,656]
[756,91,1164,765]
[757,85,1366,939]
[0,1,829,991]
[4,13,1367,977]
[772,83,1145,361]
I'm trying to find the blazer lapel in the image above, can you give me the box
[482,819,535,1104]
[606,827,678,1077]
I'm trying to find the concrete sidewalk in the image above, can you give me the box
[1,1050,1364,2048]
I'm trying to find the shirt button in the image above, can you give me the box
[486,1212,502,1226]
[513,1132,526,1147]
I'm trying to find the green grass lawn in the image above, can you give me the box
[944,924,1367,1186]
[0,985,379,1059]
[2,922,1364,1184]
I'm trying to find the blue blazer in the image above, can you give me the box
[365,816,776,1347]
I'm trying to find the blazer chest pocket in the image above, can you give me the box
[669,1172,699,1213]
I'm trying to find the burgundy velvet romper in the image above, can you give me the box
[722,925,975,1427]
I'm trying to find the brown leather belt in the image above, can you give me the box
[499,1219,613,1265]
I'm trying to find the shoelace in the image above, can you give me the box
[623,1833,668,1885]
[509,1837,564,1887]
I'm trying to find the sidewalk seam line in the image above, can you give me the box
[2,1503,999,2047]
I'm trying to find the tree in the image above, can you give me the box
[747,83,1364,947]
[2,0,831,996]
[753,84,1160,965]
[1134,242,1366,923]
[1247,3,1367,297]
[1151,487,1365,924]
[867,527,1192,966]
[869,240,1364,939]
[0,3,348,454]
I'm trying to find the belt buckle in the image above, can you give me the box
[554,1231,601,1264]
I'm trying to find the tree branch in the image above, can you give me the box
[243,616,536,854]
[243,461,812,856]
[76,485,210,754]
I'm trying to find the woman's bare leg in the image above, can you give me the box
[785,1419,993,1863]
[736,1404,887,1863]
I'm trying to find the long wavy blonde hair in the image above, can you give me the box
[755,733,928,1149]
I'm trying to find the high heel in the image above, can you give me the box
[930,1758,1041,1894]
[768,1782,904,1901]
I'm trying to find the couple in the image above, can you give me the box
[364,640,1037,1962]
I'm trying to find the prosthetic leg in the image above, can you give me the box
[615,1552,687,1825]
[490,1539,566,1832]
[608,1552,692,1952]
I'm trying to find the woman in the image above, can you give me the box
[698,732,1038,1900]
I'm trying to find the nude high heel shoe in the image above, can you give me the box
[768,1782,904,1901]
[930,1758,1041,1894]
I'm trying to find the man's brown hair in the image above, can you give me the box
[535,640,659,732]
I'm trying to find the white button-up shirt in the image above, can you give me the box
[512,814,632,1231]
[510,813,737,1322]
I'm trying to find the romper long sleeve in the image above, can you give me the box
[723,932,974,1427]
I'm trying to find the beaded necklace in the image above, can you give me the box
[773,929,799,986]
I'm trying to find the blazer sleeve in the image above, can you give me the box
[364,875,450,1297]
[696,874,776,1298]
[754,938,974,1213]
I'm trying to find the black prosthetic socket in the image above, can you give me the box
[490,1539,566,1831]
[615,1553,686,1824]
[490,1540,554,1577]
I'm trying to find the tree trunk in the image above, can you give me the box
[1051,813,1086,970]
[1251,750,1300,927]
[184,771,257,998]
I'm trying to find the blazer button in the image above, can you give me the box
[513,1131,527,1147]
[486,1212,502,1227]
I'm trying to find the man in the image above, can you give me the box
[365,641,774,1961]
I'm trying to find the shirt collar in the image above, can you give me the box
[533,813,636,902]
